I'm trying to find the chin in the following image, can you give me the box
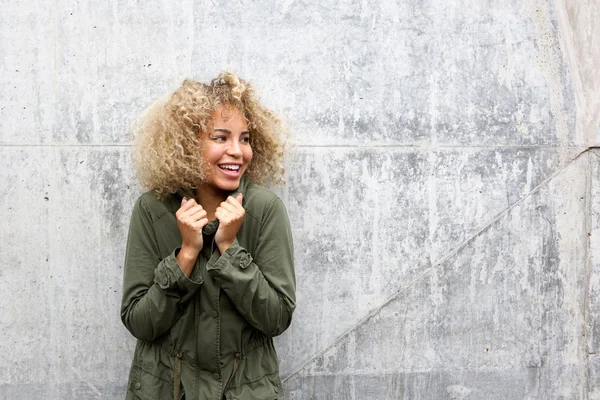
[213,178,241,192]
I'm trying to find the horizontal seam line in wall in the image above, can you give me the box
[294,145,590,149]
[0,143,132,147]
[0,144,592,149]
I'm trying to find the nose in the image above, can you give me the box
[226,139,243,157]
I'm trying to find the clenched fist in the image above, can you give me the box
[215,194,245,254]
[176,197,209,276]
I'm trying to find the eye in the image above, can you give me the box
[211,135,227,142]
[241,135,251,143]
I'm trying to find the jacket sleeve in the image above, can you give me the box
[120,196,203,342]
[206,197,296,337]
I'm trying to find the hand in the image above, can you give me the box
[176,198,209,275]
[177,198,209,251]
[215,194,245,254]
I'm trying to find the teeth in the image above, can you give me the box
[220,165,240,171]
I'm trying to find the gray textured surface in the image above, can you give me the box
[277,147,581,377]
[285,153,590,399]
[0,148,136,398]
[588,151,600,399]
[1,0,599,399]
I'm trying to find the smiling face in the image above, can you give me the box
[201,105,253,193]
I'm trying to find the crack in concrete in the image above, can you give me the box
[284,146,594,383]
[590,149,600,160]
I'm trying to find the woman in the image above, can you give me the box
[121,72,295,400]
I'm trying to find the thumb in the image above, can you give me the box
[235,193,243,205]
[181,197,187,205]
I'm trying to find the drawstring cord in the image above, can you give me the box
[174,352,182,399]
[233,354,240,377]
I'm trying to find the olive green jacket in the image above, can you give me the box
[121,177,295,400]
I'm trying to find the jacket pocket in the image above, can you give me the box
[128,364,183,400]
[225,336,283,400]
[224,371,283,400]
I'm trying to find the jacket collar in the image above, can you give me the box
[175,175,250,202]
[175,176,250,235]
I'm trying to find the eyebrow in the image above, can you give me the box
[213,128,250,135]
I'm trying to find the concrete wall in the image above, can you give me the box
[1,0,599,398]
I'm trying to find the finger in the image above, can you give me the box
[219,201,238,214]
[226,195,243,209]
[182,203,203,217]
[175,197,189,219]
[215,209,230,223]
[187,206,207,219]
[192,218,209,230]
[179,197,196,212]
[190,211,208,222]
[177,198,187,216]
[227,196,244,214]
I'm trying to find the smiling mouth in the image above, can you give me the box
[218,164,241,173]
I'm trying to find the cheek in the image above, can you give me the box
[202,144,220,164]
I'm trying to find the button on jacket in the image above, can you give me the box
[121,177,296,400]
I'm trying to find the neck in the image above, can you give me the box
[195,184,228,221]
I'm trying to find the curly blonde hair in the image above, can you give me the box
[132,72,287,198]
